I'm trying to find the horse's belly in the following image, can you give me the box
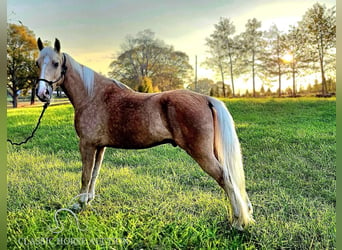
[106,117,173,149]
[109,137,176,149]
[107,130,174,149]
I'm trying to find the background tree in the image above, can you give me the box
[203,34,227,97]
[109,29,192,92]
[153,50,193,91]
[262,24,287,97]
[137,76,153,93]
[283,25,308,97]
[240,18,264,97]
[213,17,238,97]
[187,78,215,95]
[208,81,232,97]
[7,23,37,107]
[300,3,336,96]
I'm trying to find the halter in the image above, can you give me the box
[37,53,68,86]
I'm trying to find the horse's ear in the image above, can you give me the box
[54,38,61,53]
[37,38,44,51]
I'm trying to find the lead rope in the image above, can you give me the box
[7,102,50,146]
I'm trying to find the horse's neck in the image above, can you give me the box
[62,57,92,109]
[61,55,130,109]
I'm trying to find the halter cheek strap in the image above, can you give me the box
[37,53,68,86]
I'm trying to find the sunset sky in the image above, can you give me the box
[8,0,335,92]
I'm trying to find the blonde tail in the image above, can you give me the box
[209,97,253,230]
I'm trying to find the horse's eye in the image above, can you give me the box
[35,61,40,68]
[53,62,59,68]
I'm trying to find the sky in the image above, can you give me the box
[7,0,335,92]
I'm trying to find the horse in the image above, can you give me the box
[35,38,254,230]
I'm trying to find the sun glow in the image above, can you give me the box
[282,53,293,63]
[197,67,215,80]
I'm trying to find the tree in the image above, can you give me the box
[260,85,265,96]
[137,76,153,93]
[283,25,307,97]
[109,29,192,91]
[300,3,336,96]
[262,24,287,97]
[265,87,272,96]
[203,34,227,97]
[7,23,38,107]
[204,18,243,97]
[152,50,193,91]
[285,86,293,96]
[240,18,264,97]
[208,81,232,97]
[187,78,215,95]
[213,17,238,97]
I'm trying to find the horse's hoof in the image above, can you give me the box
[233,224,244,231]
[70,203,83,213]
[232,216,245,231]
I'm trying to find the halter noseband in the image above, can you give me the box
[37,53,68,86]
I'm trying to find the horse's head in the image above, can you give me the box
[36,38,67,103]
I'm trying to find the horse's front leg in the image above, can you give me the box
[78,140,96,209]
[88,146,106,203]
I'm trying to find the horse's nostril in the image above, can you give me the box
[45,89,50,96]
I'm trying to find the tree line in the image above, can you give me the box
[7,3,335,107]
[201,3,336,98]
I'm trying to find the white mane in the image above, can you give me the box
[65,53,131,95]
[65,53,95,96]
[112,79,132,90]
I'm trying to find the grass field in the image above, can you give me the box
[7,98,335,249]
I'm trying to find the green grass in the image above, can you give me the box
[7,98,336,249]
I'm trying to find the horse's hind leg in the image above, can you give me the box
[178,129,247,228]
[192,153,225,188]
[88,146,106,202]
[190,152,243,227]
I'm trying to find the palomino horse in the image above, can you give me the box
[35,38,253,230]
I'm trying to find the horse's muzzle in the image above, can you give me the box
[36,83,52,103]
